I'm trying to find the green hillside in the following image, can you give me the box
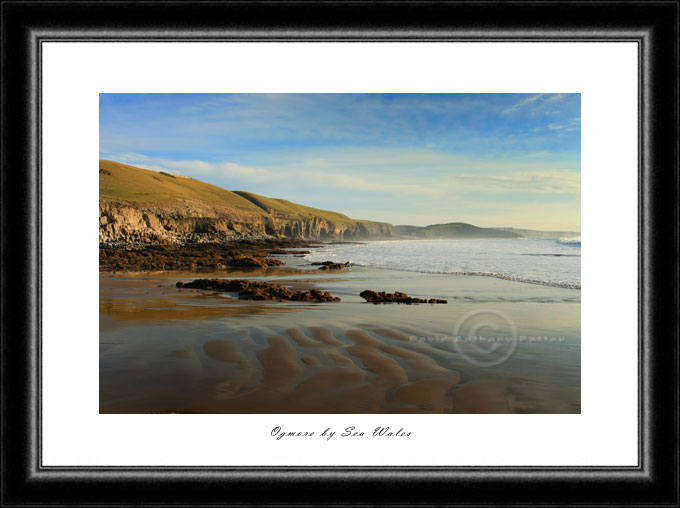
[233,191,358,225]
[98,160,264,212]
[394,222,522,239]
[99,161,368,226]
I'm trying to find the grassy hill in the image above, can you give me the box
[99,160,265,212]
[394,222,522,239]
[99,160,378,229]
[233,191,359,225]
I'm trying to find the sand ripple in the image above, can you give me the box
[308,326,344,346]
[452,381,512,413]
[346,344,408,382]
[286,328,324,348]
[203,339,254,398]
[257,335,304,389]
[108,324,569,414]
[396,377,460,413]
[347,329,449,375]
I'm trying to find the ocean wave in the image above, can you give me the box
[303,238,580,289]
[557,236,581,247]
[521,253,580,257]
[345,262,581,290]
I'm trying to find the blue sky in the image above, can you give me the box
[100,93,580,231]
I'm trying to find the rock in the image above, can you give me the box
[177,278,341,303]
[99,240,307,271]
[227,256,284,267]
[312,261,350,270]
[270,249,310,255]
[359,289,447,305]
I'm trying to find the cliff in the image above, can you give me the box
[99,160,394,247]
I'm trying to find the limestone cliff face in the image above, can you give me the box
[99,199,394,247]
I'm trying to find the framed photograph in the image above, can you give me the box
[2,1,678,505]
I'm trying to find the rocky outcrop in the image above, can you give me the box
[99,241,299,271]
[177,279,341,302]
[100,199,394,247]
[312,261,351,270]
[360,290,448,304]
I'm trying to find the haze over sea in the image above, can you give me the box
[304,238,581,290]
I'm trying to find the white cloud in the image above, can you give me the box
[106,152,281,183]
[502,93,570,114]
[503,94,545,114]
[447,170,580,194]
[544,93,568,103]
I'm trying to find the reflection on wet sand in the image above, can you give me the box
[100,269,580,414]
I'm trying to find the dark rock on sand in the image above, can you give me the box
[270,249,311,255]
[177,278,341,303]
[360,290,447,305]
[99,240,302,271]
[312,261,351,271]
[228,256,284,268]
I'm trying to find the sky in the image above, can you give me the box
[99,93,580,231]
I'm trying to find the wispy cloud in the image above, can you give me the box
[502,93,571,115]
[118,155,277,182]
[530,116,581,133]
[503,94,546,114]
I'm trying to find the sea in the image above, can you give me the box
[303,237,581,290]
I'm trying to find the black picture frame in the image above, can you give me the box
[2,1,678,506]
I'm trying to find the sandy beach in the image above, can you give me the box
[100,253,580,414]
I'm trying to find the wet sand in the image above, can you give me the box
[100,260,580,414]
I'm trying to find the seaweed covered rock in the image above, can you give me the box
[177,278,340,302]
[312,261,351,271]
[359,290,447,304]
[99,240,298,271]
[228,256,284,267]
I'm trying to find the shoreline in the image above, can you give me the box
[100,264,581,301]
[99,238,581,291]
[300,237,581,290]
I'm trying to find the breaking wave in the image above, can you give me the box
[304,238,580,289]
[557,236,581,247]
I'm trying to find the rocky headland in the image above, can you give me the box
[99,160,394,250]
[176,278,341,302]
